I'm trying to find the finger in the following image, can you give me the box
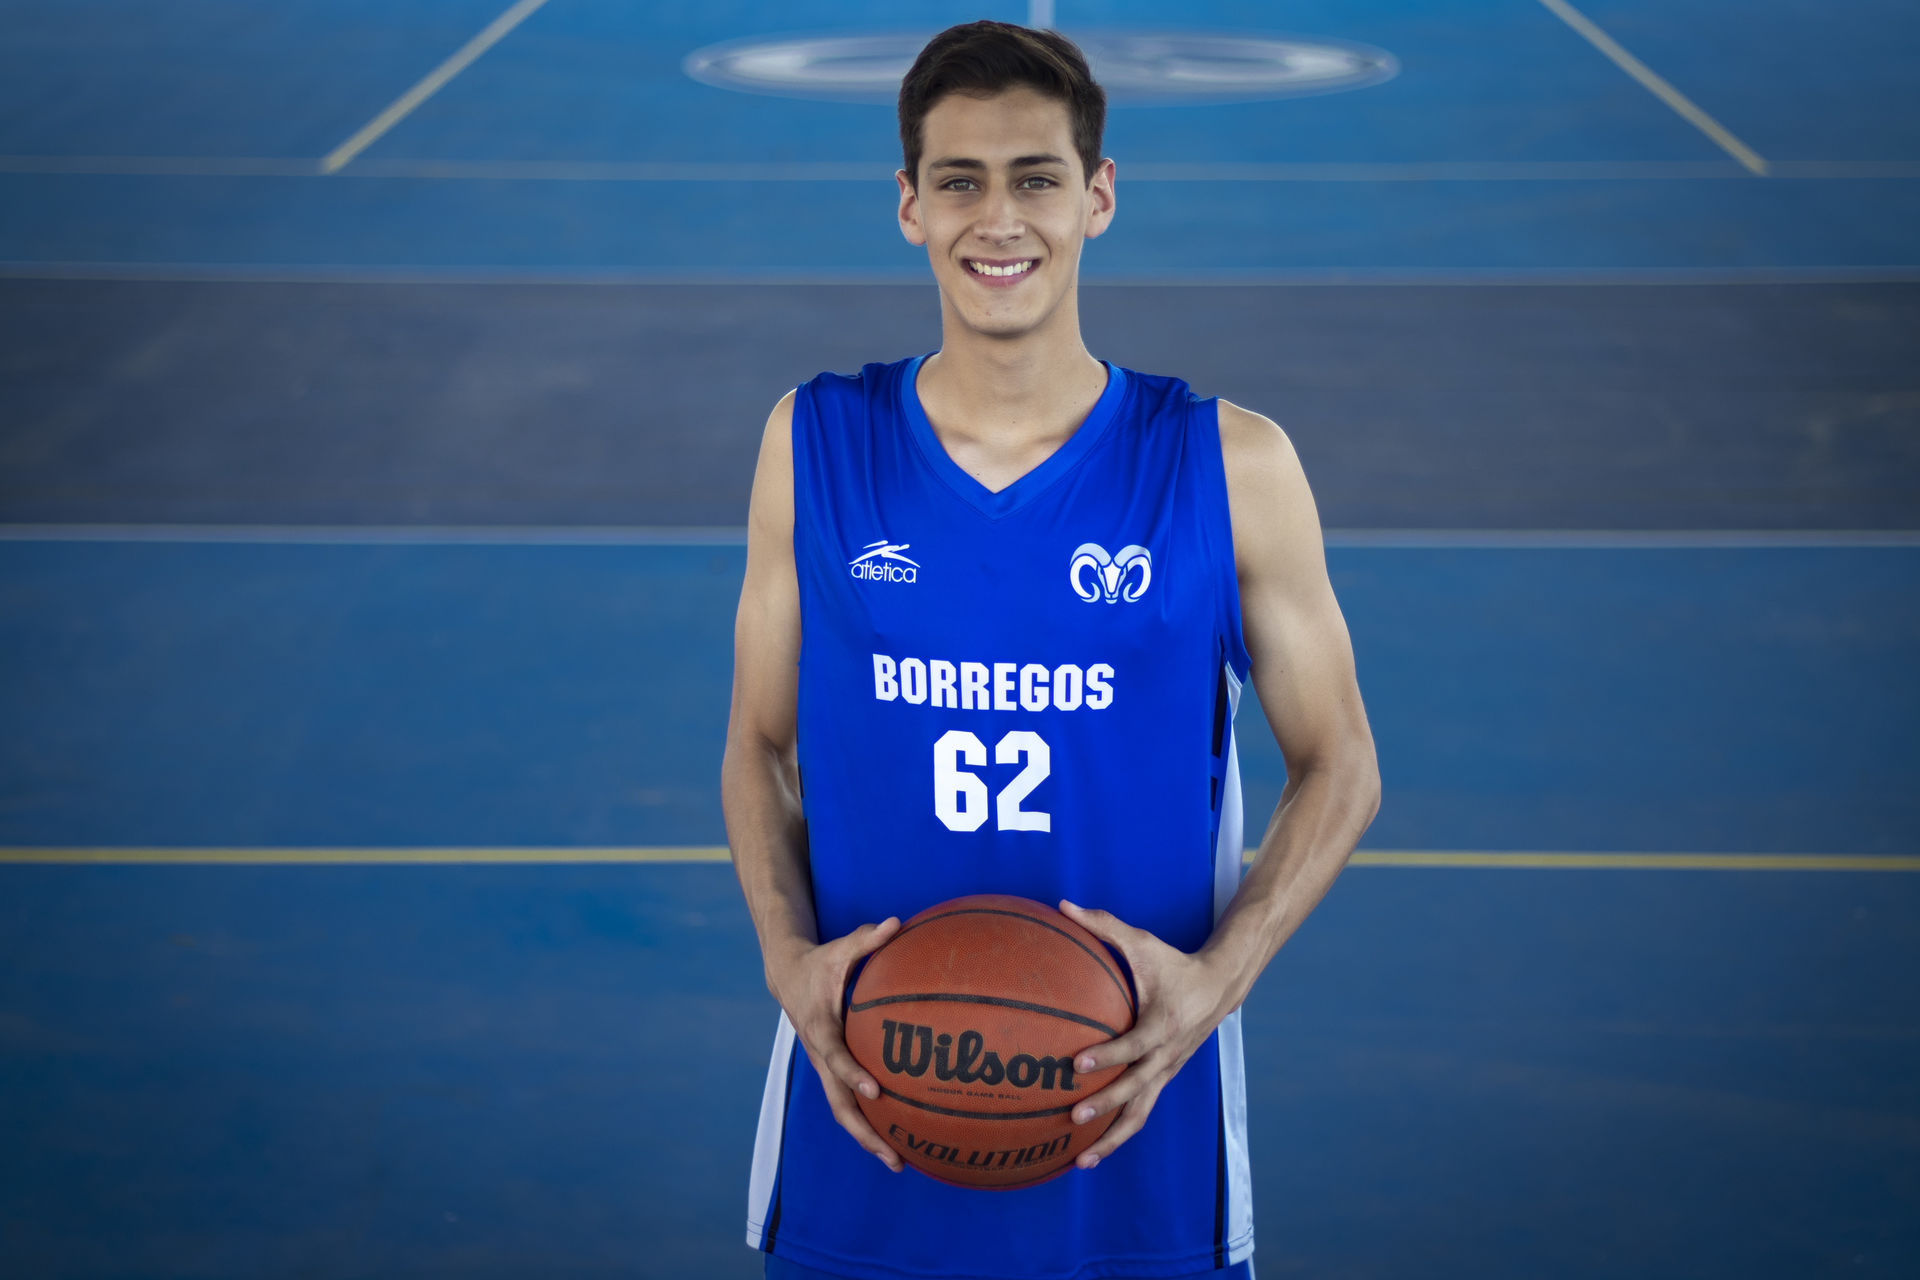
[810,1026,884,1103]
[815,1055,903,1172]
[1070,1058,1153,1126]
[1077,1090,1158,1169]
[1072,1026,1151,1076]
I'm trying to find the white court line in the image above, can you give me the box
[0,155,323,176]
[321,0,552,174]
[4,262,1920,287]
[332,159,1776,183]
[1537,0,1768,176]
[9,156,1920,181]
[1323,529,1920,549]
[342,159,888,182]
[1,525,1913,550]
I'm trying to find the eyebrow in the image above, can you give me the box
[926,153,1070,172]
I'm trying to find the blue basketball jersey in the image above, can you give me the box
[746,352,1256,1280]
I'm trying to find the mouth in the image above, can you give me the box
[963,257,1038,285]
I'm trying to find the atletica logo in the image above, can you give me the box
[879,1019,1077,1090]
[850,538,919,584]
[1070,543,1152,603]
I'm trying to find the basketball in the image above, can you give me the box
[844,894,1136,1189]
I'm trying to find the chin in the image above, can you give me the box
[943,287,1049,336]
[961,308,1044,340]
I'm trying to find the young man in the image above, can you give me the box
[722,20,1380,1280]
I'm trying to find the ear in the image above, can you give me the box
[897,169,927,247]
[1083,157,1116,241]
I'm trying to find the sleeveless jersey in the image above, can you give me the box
[746,352,1256,1280]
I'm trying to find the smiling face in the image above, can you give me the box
[897,85,1116,342]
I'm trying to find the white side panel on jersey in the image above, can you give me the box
[1216,664,1256,1261]
[745,1010,797,1248]
[1218,1005,1256,1262]
[1213,664,1247,925]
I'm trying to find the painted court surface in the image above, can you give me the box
[2,2,1917,1277]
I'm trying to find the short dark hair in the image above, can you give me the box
[898,21,1106,190]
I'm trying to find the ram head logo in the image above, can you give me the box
[1070,543,1152,603]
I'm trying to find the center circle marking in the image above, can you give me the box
[684,30,1398,104]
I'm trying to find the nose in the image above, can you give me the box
[974,182,1025,244]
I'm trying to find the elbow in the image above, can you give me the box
[1289,740,1381,833]
[1347,739,1383,831]
[721,721,801,812]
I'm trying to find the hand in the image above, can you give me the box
[1057,899,1237,1169]
[764,918,905,1172]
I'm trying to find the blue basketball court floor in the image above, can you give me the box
[2,2,1917,1276]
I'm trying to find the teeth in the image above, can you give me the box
[968,260,1033,277]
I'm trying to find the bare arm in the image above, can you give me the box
[1061,399,1382,1166]
[722,390,816,974]
[722,390,903,1171]
[1198,399,1382,1002]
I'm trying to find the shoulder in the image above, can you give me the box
[749,357,906,526]
[804,356,914,398]
[746,390,798,534]
[790,357,916,429]
[1213,398,1301,493]
[758,387,795,457]
[1210,399,1322,582]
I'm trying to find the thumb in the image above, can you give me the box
[850,916,901,957]
[834,917,902,1040]
[1058,899,1142,1003]
[832,916,901,967]
[1059,899,1132,953]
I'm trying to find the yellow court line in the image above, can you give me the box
[2,848,1917,871]
[1536,0,1769,176]
[321,0,552,175]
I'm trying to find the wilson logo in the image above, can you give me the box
[850,538,918,584]
[886,1123,1071,1173]
[880,1019,1076,1090]
[1070,543,1151,603]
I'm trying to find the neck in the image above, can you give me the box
[920,286,1105,437]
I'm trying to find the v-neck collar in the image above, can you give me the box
[899,351,1130,519]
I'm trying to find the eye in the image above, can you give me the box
[941,177,978,192]
[1020,175,1057,189]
